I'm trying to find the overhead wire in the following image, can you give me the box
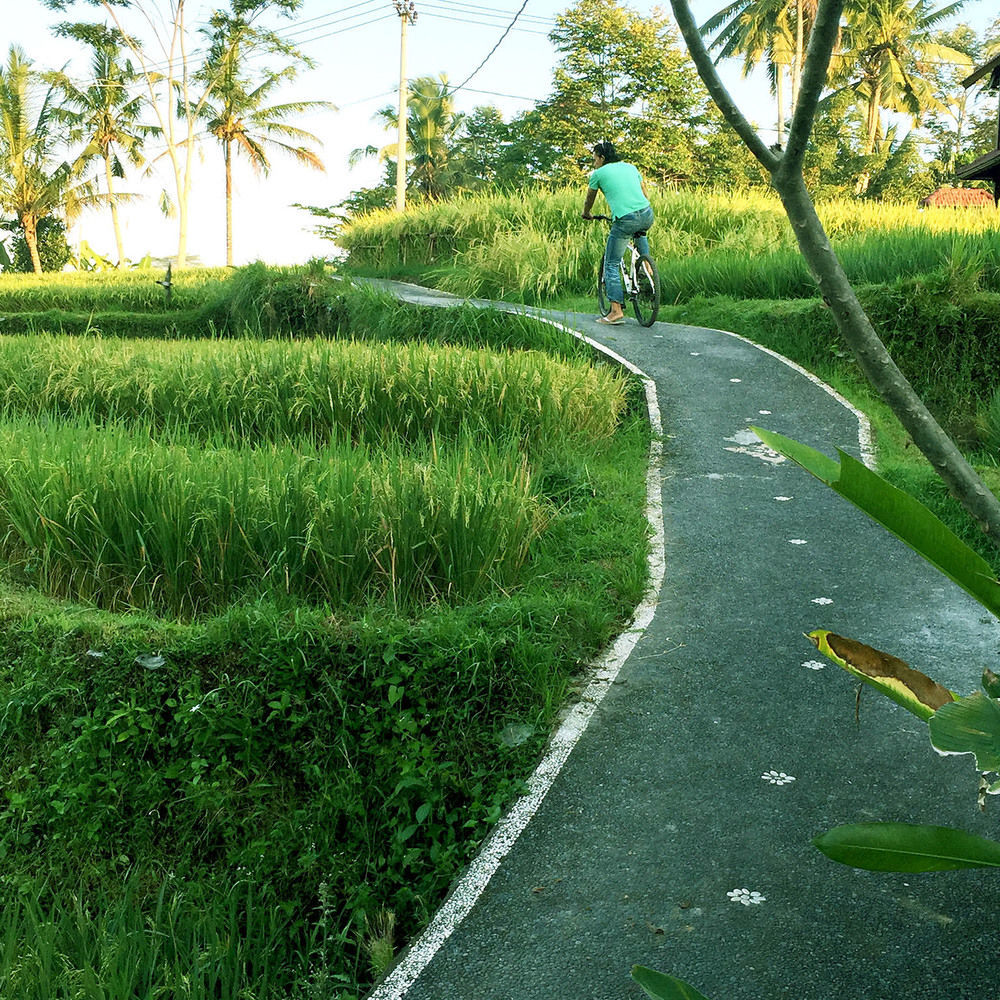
[448,0,534,94]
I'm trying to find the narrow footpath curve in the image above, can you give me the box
[365,282,1000,1000]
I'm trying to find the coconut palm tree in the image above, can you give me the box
[195,12,332,266]
[830,0,971,191]
[985,16,1000,60]
[0,45,95,273]
[354,75,460,202]
[50,29,157,265]
[702,0,818,146]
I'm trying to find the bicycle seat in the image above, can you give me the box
[633,230,648,238]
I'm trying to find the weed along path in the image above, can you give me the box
[364,281,1000,1000]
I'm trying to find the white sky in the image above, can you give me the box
[13,0,997,267]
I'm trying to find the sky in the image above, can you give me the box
[12,0,998,268]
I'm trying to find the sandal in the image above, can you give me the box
[596,315,625,325]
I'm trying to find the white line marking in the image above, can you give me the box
[366,303,665,1000]
[706,326,875,467]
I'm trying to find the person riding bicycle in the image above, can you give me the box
[581,141,654,326]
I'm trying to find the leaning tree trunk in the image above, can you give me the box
[773,170,1000,537]
[669,0,1000,546]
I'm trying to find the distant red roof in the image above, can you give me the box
[920,186,995,208]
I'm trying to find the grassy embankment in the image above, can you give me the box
[0,264,651,999]
[338,186,1000,561]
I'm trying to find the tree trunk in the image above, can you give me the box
[855,82,882,195]
[225,139,233,267]
[104,150,125,266]
[772,169,1000,539]
[670,0,1000,547]
[792,2,803,109]
[776,68,785,148]
[21,213,41,275]
[177,155,191,269]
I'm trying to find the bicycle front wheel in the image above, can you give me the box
[597,254,612,317]
[631,254,660,327]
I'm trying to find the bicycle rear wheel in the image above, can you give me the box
[631,254,660,327]
[597,254,611,316]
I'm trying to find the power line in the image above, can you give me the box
[421,0,554,29]
[450,0,533,94]
[338,88,397,109]
[76,1,390,78]
[460,84,538,101]
[420,10,548,36]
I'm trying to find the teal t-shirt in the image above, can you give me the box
[588,162,649,219]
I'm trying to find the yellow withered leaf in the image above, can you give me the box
[807,629,955,721]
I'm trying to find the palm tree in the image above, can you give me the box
[985,16,1000,60]
[51,30,157,265]
[197,12,332,266]
[702,0,817,146]
[830,0,971,191]
[354,75,459,202]
[0,45,95,273]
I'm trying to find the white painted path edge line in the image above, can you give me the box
[365,298,871,1000]
[712,326,876,468]
[366,315,665,1000]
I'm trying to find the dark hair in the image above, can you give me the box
[593,141,621,163]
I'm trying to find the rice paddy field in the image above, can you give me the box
[9,183,1000,999]
[0,267,651,998]
[336,187,1000,305]
[340,186,1000,568]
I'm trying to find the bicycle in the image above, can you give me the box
[592,215,660,328]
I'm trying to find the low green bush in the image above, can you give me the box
[0,600,567,995]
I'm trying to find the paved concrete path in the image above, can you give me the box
[366,284,1000,1000]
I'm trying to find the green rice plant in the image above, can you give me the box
[0,874,299,999]
[432,229,587,302]
[0,332,625,449]
[0,418,546,616]
[336,186,1000,306]
[0,268,229,313]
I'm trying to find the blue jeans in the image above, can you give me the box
[603,205,654,304]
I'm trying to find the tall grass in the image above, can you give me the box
[0,267,229,312]
[0,334,624,447]
[0,328,629,615]
[336,186,1000,304]
[0,418,549,615]
[0,875,299,1000]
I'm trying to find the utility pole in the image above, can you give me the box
[394,0,418,212]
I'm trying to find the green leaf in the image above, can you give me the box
[982,669,1000,699]
[752,428,1000,617]
[807,629,954,721]
[631,966,713,1000]
[814,822,1000,871]
[930,692,1000,772]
